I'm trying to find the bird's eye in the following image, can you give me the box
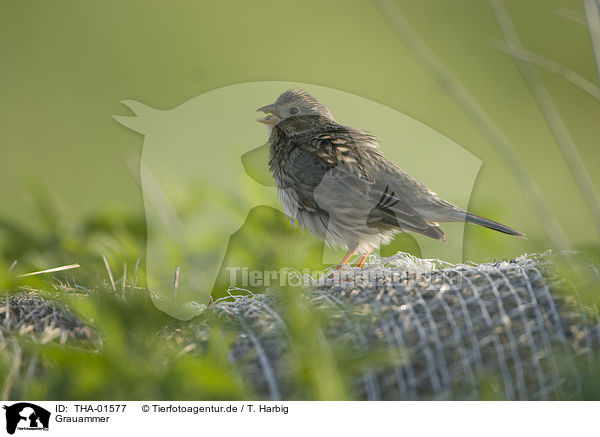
[289,107,299,115]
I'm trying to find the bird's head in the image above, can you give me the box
[256,89,334,127]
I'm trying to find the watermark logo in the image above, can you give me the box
[3,403,50,435]
[226,264,460,290]
[114,82,481,319]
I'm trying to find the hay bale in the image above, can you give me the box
[207,252,600,400]
[0,293,95,344]
[1,252,598,400]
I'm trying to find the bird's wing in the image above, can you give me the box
[301,126,378,185]
[289,125,446,240]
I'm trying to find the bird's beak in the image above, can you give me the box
[256,104,281,125]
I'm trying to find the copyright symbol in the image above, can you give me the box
[142,405,150,412]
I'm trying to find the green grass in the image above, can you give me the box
[0,193,392,400]
[0,194,598,400]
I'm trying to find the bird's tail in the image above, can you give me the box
[465,212,525,238]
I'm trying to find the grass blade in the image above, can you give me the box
[134,255,141,287]
[17,263,80,278]
[583,0,600,85]
[491,40,600,100]
[489,0,600,236]
[102,256,116,291]
[372,0,570,249]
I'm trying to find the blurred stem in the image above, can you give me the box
[373,0,570,250]
[489,0,600,238]
[583,0,600,85]
[555,6,587,24]
[491,40,600,101]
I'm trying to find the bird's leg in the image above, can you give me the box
[355,246,374,268]
[335,247,357,270]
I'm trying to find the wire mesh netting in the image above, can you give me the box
[204,252,600,400]
[2,251,599,400]
[0,293,95,344]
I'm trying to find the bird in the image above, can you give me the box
[257,89,524,269]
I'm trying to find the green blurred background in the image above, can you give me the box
[1,0,599,267]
